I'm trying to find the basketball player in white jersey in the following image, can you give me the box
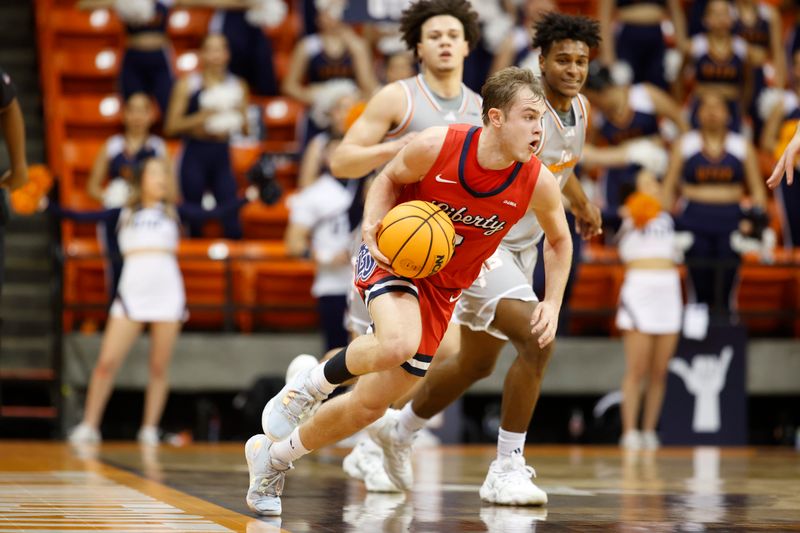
[371,13,604,505]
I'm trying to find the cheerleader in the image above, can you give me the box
[165,33,249,239]
[66,157,248,445]
[86,92,166,302]
[615,172,685,450]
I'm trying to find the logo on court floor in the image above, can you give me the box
[356,243,377,281]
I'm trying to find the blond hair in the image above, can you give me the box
[481,67,545,125]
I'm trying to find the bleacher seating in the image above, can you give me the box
[34,0,800,336]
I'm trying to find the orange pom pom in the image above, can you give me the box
[625,192,662,229]
[10,165,54,215]
[343,101,366,132]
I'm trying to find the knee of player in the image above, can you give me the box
[350,403,387,428]
[378,337,419,367]
[515,335,554,366]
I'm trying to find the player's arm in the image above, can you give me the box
[0,73,27,191]
[362,127,448,269]
[330,83,416,178]
[528,165,573,348]
[562,173,602,239]
[284,223,311,257]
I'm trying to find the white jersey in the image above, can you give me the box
[385,74,483,139]
[288,174,357,297]
[501,94,589,251]
[117,206,180,254]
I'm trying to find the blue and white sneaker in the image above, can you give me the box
[245,434,290,516]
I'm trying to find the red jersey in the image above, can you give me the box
[397,124,541,289]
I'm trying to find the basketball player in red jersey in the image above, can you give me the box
[244,67,573,516]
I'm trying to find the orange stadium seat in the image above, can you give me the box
[48,49,121,98]
[61,238,108,331]
[248,260,318,330]
[167,8,213,53]
[567,262,625,335]
[44,7,123,50]
[737,260,799,335]
[262,97,306,154]
[240,199,289,240]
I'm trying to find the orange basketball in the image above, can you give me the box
[377,200,456,278]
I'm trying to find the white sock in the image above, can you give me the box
[497,428,526,459]
[270,428,311,467]
[395,403,429,443]
[309,363,337,396]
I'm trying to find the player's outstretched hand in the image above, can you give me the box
[767,126,800,189]
[573,202,602,240]
[362,219,395,273]
[530,300,559,348]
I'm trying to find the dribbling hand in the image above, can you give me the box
[530,301,559,348]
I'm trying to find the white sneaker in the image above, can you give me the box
[284,354,318,383]
[368,411,413,491]
[68,424,101,445]
[137,426,159,446]
[245,434,290,516]
[620,430,643,450]
[412,427,440,449]
[262,367,328,442]
[342,436,400,492]
[479,455,548,506]
[641,430,660,450]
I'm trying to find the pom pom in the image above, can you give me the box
[114,0,155,26]
[205,110,244,135]
[624,192,661,229]
[343,100,366,132]
[309,79,359,128]
[10,164,54,215]
[757,87,786,121]
[245,0,288,29]
[102,178,131,208]
[199,82,244,111]
[663,48,683,84]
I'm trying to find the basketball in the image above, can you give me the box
[377,200,456,278]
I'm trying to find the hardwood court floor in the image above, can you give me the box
[0,441,798,532]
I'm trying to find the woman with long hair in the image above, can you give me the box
[65,157,248,445]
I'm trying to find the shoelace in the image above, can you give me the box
[256,469,286,497]
[279,389,317,424]
[497,460,537,485]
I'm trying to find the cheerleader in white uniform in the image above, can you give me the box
[67,157,247,445]
[614,172,685,450]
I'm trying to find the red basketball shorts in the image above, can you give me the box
[354,243,461,376]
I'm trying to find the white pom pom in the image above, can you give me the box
[245,0,288,29]
[483,14,515,54]
[757,87,786,121]
[663,48,683,84]
[102,178,131,208]
[610,61,634,86]
[201,191,217,210]
[625,139,669,176]
[205,110,244,135]
[309,79,359,128]
[114,0,155,26]
[199,82,245,111]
